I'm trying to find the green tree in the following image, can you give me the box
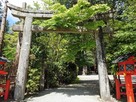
[106,0,136,73]
[3,33,18,60]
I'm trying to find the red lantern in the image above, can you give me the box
[115,56,136,102]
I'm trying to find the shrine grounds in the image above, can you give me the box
[25,75,118,102]
[1,75,134,102]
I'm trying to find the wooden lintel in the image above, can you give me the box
[7,3,53,14]
[12,25,93,34]
[11,9,53,19]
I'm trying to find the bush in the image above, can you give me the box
[62,62,78,84]
[26,68,40,93]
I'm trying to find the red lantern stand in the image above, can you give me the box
[0,61,10,100]
[115,56,136,102]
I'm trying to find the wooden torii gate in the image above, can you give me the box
[7,2,112,101]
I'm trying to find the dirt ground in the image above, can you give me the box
[25,75,118,102]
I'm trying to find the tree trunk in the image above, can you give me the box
[0,1,8,55]
[39,51,46,91]
[95,26,111,101]
[14,16,33,101]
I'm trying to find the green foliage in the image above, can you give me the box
[3,33,18,60]
[36,33,79,87]
[26,34,44,92]
[84,21,105,30]
[27,0,111,92]
[26,30,95,90]
[26,68,41,93]
[106,0,136,73]
[34,0,110,30]
[63,66,78,84]
[50,3,67,13]
[42,0,54,6]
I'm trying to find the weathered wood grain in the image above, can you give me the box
[12,25,95,34]
[11,9,53,19]
[14,16,33,101]
[7,3,53,14]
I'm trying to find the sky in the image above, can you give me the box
[5,0,40,25]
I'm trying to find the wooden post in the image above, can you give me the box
[12,2,26,74]
[115,78,121,100]
[125,75,135,102]
[4,80,10,100]
[0,0,8,55]
[14,16,33,100]
[95,26,111,101]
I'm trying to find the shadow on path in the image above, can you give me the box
[26,75,101,102]
[34,80,99,97]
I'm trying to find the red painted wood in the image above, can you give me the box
[0,61,6,65]
[115,78,121,100]
[0,62,10,100]
[0,70,8,75]
[4,80,10,100]
[125,75,135,102]
[115,56,136,102]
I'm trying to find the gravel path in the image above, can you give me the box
[26,75,115,102]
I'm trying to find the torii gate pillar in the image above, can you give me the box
[14,16,33,100]
[7,2,53,100]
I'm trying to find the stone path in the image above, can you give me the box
[26,75,116,102]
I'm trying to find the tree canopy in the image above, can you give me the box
[34,0,110,31]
